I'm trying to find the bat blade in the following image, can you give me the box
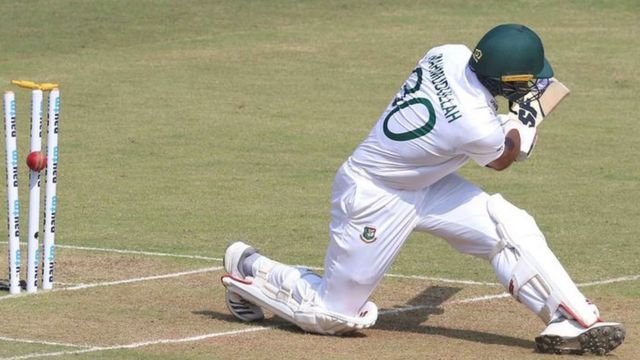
[539,79,570,117]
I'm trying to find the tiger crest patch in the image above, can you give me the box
[360,226,377,243]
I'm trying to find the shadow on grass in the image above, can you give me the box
[192,310,246,323]
[192,309,367,337]
[194,307,369,338]
[195,286,534,349]
[0,279,27,292]
[377,285,535,350]
[192,308,288,328]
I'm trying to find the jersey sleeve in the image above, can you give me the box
[460,127,505,166]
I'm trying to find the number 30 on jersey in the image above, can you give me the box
[384,68,436,141]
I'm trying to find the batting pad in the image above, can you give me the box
[222,274,378,335]
[487,194,600,327]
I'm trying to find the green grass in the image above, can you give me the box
[0,0,638,358]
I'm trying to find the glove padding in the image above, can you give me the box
[497,114,538,161]
[502,78,570,161]
[508,78,570,130]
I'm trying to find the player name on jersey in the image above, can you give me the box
[426,53,462,123]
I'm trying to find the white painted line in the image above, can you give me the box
[0,326,275,360]
[0,292,512,360]
[578,274,640,287]
[451,293,510,304]
[51,243,640,287]
[52,282,85,288]
[0,266,223,302]
[0,239,637,304]
[300,265,501,286]
[56,244,222,262]
[381,274,640,316]
[380,274,640,316]
[383,273,500,286]
[60,266,223,291]
[4,242,640,288]
[3,271,639,360]
[0,336,89,349]
[1,242,500,286]
[381,293,511,315]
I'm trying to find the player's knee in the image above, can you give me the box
[487,193,546,248]
[346,272,380,287]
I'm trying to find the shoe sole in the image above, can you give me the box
[225,290,265,322]
[222,243,263,322]
[535,324,625,355]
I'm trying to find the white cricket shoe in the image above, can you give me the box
[223,241,258,278]
[535,318,625,355]
[222,241,264,322]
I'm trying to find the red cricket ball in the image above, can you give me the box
[26,151,47,171]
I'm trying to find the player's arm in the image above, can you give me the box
[489,115,539,171]
[461,125,517,170]
[487,129,520,171]
[462,116,535,171]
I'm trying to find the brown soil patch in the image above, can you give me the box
[1,249,636,359]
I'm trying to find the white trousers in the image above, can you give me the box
[252,160,588,322]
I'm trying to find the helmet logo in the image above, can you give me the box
[472,48,482,63]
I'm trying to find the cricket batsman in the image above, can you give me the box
[220,24,625,355]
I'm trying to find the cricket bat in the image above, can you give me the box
[509,78,570,128]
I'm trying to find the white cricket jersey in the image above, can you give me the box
[350,44,505,190]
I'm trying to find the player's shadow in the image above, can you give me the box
[193,309,366,337]
[192,309,299,333]
[377,286,535,349]
[0,279,27,292]
[198,286,534,346]
[192,310,244,323]
[193,309,292,327]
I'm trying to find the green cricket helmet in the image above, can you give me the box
[469,24,553,103]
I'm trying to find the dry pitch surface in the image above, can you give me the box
[0,244,637,359]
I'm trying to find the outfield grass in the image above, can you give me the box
[0,1,638,359]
